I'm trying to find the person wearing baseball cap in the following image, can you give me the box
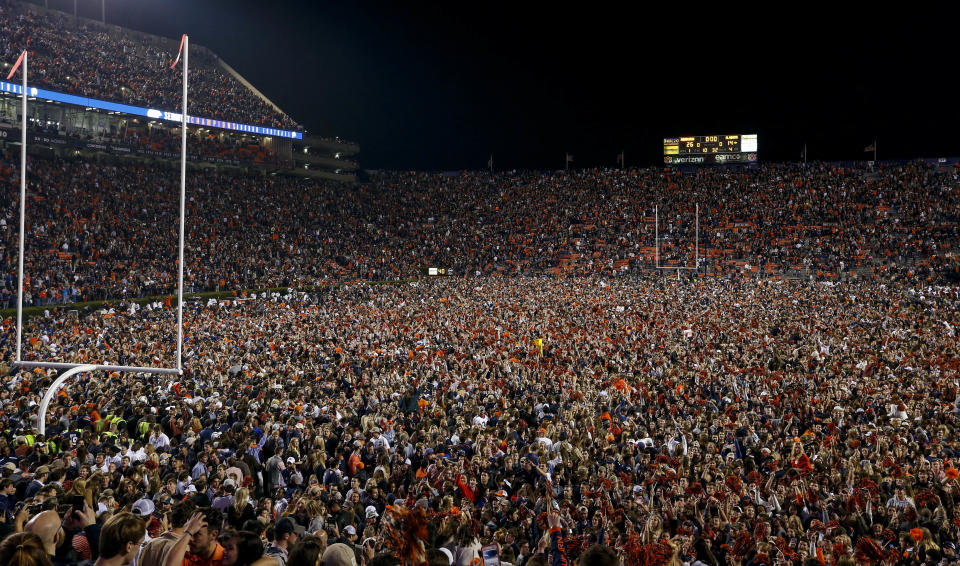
[284,457,304,495]
[265,516,304,564]
[321,542,358,566]
[943,541,957,562]
[341,524,358,546]
[362,505,380,536]
[130,498,155,518]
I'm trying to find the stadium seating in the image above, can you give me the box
[0,157,957,308]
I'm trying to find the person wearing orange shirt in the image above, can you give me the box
[183,507,224,566]
[347,442,364,477]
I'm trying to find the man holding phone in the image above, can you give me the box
[25,501,99,566]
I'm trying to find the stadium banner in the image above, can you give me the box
[0,80,302,140]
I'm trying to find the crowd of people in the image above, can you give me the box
[123,129,287,166]
[0,0,300,131]
[0,276,957,566]
[0,11,959,563]
[0,2,958,566]
[0,152,958,307]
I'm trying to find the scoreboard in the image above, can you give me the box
[663,134,758,164]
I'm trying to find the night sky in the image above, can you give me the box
[43,0,960,171]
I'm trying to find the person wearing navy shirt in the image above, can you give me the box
[24,466,50,500]
[0,479,16,521]
[199,420,215,444]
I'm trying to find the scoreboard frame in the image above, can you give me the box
[663,134,757,164]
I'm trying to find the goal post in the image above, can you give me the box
[655,203,700,272]
[8,35,192,433]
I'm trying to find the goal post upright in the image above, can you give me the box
[695,203,699,271]
[12,35,188,367]
[15,51,27,365]
[176,34,188,372]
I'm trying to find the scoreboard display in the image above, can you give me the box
[663,134,758,164]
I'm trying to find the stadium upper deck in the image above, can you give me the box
[0,0,299,131]
[0,0,361,179]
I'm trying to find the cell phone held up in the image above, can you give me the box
[481,545,501,566]
[58,495,86,516]
[68,495,85,512]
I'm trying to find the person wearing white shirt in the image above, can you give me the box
[535,430,553,451]
[886,485,914,511]
[344,477,365,502]
[148,426,170,450]
[104,448,122,467]
[131,445,148,463]
[370,428,390,451]
[888,402,908,420]
[91,452,110,474]
[666,432,687,457]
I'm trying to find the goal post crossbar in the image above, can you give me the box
[14,361,182,375]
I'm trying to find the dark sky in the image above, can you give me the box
[44,0,960,170]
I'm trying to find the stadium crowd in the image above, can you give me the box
[0,276,958,566]
[0,153,958,307]
[0,1,300,131]
[0,2,957,565]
